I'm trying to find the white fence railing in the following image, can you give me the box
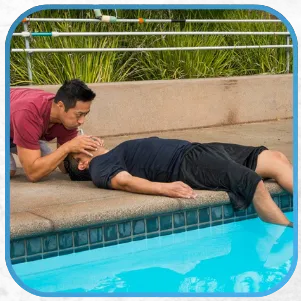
[11,16,292,82]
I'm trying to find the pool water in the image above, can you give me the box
[12,212,294,294]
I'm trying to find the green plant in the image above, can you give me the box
[10,9,293,85]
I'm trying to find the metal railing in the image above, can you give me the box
[11,16,292,82]
[22,17,284,23]
[13,31,290,37]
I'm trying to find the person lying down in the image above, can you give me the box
[64,136,293,228]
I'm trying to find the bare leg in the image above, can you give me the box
[255,150,293,194]
[253,181,292,227]
[254,150,293,227]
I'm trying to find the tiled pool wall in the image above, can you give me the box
[10,193,293,264]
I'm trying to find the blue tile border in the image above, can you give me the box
[10,193,293,263]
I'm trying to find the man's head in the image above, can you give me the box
[54,79,96,130]
[64,152,92,181]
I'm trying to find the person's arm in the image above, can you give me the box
[17,135,101,182]
[11,108,103,181]
[110,171,197,199]
[18,144,70,182]
[56,138,105,174]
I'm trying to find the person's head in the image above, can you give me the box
[64,152,92,181]
[54,79,96,130]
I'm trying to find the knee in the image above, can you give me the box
[39,140,52,156]
[269,150,290,164]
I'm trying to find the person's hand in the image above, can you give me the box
[89,136,105,147]
[162,181,197,199]
[66,135,100,157]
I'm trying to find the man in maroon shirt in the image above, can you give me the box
[10,79,102,182]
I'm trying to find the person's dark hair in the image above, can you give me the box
[63,154,91,181]
[54,79,96,111]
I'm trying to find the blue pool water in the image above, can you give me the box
[12,212,294,294]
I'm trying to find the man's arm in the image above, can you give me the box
[57,138,105,174]
[110,171,197,199]
[17,135,101,182]
[18,144,70,182]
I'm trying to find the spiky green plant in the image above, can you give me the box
[10,9,293,85]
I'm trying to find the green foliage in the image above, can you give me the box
[10,9,293,85]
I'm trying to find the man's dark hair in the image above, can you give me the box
[63,154,92,181]
[54,79,96,111]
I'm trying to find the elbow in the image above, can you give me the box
[27,177,39,183]
[112,179,128,191]
[26,173,41,183]
[24,163,52,183]
[111,173,132,191]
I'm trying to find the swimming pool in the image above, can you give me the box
[12,212,294,295]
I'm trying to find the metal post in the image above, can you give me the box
[23,21,33,83]
[286,35,290,73]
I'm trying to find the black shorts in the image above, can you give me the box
[179,143,268,210]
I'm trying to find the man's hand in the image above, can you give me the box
[66,135,102,157]
[162,181,198,199]
[90,136,105,147]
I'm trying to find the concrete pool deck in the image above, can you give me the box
[10,119,293,240]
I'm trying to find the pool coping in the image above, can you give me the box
[10,181,293,264]
[10,180,285,240]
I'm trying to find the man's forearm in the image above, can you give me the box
[117,176,164,196]
[111,172,197,199]
[22,144,70,182]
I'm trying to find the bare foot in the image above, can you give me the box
[287,221,293,228]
